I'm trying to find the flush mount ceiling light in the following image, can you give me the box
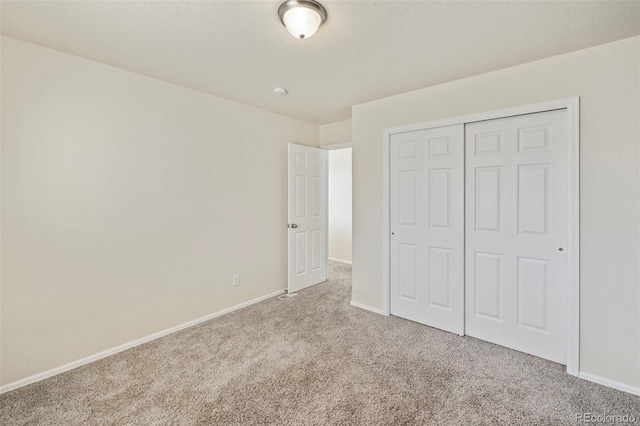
[278,0,327,40]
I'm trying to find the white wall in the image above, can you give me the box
[328,148,352,263]
[320,119,352,146]
[352,37,640,389]
[0,36,319,385]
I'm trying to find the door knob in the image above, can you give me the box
[290,224,298,228]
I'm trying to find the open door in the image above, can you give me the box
[288,144,327,293]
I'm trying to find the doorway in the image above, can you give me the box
[287,143,352,294]
[327,147,352,265]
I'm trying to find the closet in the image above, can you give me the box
[389,109,569,364]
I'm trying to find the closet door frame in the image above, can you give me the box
[382,97,580,377]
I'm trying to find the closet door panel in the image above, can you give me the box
[390,125,464,335]
[465,110,568,364]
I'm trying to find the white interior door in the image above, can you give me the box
[288,144,327,293]
[390,125,464,335]
[465,110,568,363]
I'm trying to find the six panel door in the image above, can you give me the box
[464,109,568,363]
[288,144,327,293]
[390,125,465,335]
[389,109,570,364]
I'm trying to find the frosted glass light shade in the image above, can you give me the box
[278,1,327,40]
[283,7,321,39]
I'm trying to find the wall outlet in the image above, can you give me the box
[232,274,240,286]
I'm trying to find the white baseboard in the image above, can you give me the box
[8,289,638,399]
[328,257,352,265]
[0,289,286,394]
[350,300,387,316]
[579,372,640,396]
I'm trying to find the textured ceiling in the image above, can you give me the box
[2,1,639,124]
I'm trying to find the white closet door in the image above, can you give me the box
[390,125,464,335]
[465,110,568,363]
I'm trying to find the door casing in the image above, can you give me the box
[382,97,580,376]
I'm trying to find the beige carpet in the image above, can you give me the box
[1,261,639,425]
